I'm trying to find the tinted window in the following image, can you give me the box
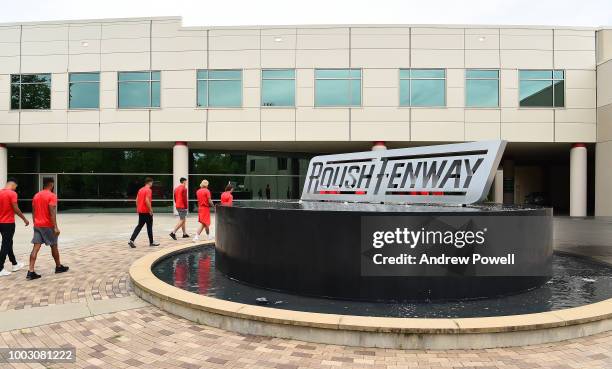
[262,69,295,107]
[519,70,564,107]
[197,70,242,108]
[399,69,445,107]
[466,69,499,107]
[118,71,160,108]
[69,72,100,109]
[315,69,361,107]
[10,74,51,110]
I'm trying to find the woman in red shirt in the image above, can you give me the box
[220,183,234,206]
[194,179,213,242]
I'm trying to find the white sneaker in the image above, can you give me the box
[0,270,11,277]
[12,262,24,272]
[192,235,200,242]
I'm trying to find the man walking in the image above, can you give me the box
[0,178,29,277]
[170,177,189,240]
[27,177,69,280]
[128,177,160,248]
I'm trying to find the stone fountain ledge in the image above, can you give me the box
[129,242,612,350]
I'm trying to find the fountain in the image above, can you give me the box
[131,141,612,349]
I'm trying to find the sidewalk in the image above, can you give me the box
[10,212,215,256]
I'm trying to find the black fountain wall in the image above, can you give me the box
[215,202,553,301]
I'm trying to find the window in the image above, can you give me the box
[519,70,564,107]
[465,70,499,107]
[197,70,242,108]
[117,71,160,108]
[277,157,288,170]
[261,69,295,107]
[69,72,100,109]
[314,69,361,107]
[10,74,51,110]
[399,69,445,107]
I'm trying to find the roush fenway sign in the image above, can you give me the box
[301,140,506,205]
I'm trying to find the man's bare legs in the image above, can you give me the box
[172,218,185,235]
[28,243,42,272]
[28,243,66,279]
[50,245,62,267]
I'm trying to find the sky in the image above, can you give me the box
[2,0,612,27]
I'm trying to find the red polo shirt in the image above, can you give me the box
[136,186,153,213]
[32,189,58,227]
[220,191,233,206]
[0,189,18,224]
[174,185,188,209]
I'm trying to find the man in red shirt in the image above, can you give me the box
[27,177,69,280]
[0,178,29,277]
[220,183,234,206]
[170,177,189,240]
[128,177,160,248]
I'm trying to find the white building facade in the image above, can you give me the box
[0,17,609,215]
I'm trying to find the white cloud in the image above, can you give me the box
[3,0,611,27]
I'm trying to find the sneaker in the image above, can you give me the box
[26,271,41,280]
[0,270,11,277]
[55,265,69,274]
[169,233,177,240]
[128,240,136,248]
[182,234,190,238]
[12,262,24,272]
[150,242,160,247]
[192,235,200,242]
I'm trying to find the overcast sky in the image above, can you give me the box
[3,0,612,27]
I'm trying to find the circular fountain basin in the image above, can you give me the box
[215,201,553,301]
[154,244,612,318]
[130,242,612,349]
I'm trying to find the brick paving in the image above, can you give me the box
[0,230,610,368]
[0,239,150,312]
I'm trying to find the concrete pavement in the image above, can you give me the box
[10,212,216,255]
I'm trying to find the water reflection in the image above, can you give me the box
[153,246,612,318]
[231,200,545,213]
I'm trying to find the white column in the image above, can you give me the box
[494,168,504,204]
[0,144,6,187]
[173,142,189,212]
[372,141,387,151]
[570,143,587,217]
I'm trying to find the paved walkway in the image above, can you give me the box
[10,213,214,255]
[0,214,610,368]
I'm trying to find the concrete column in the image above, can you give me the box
[173,142,189,212]
[493,168,504,204]
[372,141,387,151]
[570,143,587,217]
[0,144,6,187]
